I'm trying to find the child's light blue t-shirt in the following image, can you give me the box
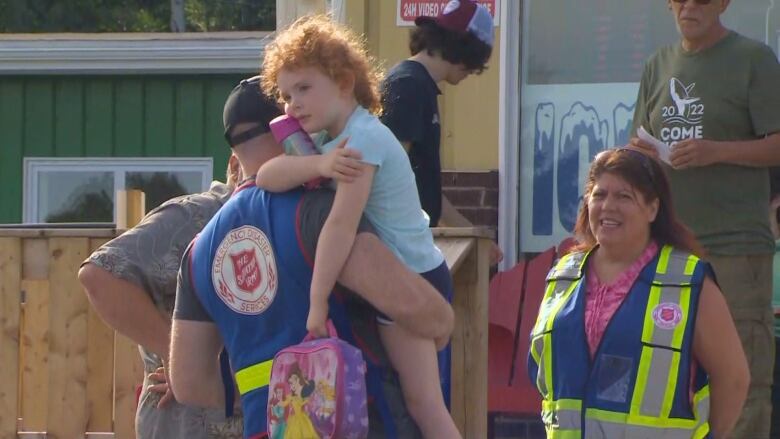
[314,105,443,273]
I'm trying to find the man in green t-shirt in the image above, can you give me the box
[630,0,780,437]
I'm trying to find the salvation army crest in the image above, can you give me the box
[230,249,261,292]
[212,225,278,315]
[652,302,683,330]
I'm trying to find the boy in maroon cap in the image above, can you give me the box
[380,0,502,263]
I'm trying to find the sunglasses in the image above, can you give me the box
[670,0,713,4]
[610,148,657,185]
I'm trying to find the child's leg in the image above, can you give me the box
[379,322,462,439]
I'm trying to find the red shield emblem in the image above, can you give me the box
[652,302,682,329]
[230,249,261,292]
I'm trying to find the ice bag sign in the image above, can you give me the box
[519,83,640,252]
[396,0,500,26]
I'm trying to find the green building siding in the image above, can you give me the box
[0,74,244,223]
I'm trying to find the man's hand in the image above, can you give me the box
[147,365,176,409]
[317,137,363,183]
[627,137,660,160]
[669,138,721,169]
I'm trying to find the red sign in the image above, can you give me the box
[397,0,499,26]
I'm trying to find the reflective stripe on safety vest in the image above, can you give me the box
[632,246,698,419]
[531,245,710,438]
[531,252,584,400]
[234,358,273,395]
[540,390,709,439]
[542,399,582,438]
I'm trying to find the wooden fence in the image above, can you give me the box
[0,191,146,439]
[0,229,143,439]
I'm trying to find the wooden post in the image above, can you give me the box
[115,190,145,230]
[0,238,21,439]
[433,227,492,438]
[113,190,146,439]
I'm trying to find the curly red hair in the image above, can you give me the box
[261,14,383,114]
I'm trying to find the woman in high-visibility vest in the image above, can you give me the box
[528,148,749,439]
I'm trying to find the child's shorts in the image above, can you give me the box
[376,260,453,325]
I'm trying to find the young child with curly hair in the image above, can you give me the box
[255,14,459,439]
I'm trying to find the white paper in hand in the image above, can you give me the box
[637,126,672,165]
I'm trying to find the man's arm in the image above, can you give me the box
[298,189,454,343]
[169,319,225,408]
[78,263,170,359]
[77,199,217,361]
[338,232,454,345]
[169,250,226,408]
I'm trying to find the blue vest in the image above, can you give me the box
[190,186,414,438]
[528,245,711,439]
[190,186,313,436]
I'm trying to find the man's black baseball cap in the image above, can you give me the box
[222,76,283,147]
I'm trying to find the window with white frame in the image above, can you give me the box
[24,158,212,224]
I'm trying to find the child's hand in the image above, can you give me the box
[306,298,330,338]
[318,137,364,183]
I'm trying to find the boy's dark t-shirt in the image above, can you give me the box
[381,60,443,226]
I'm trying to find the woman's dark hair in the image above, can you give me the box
[409,22,492,73]
[572,148,705,257]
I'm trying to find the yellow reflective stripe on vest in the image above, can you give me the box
[692,386,711,439]
[531,251,589,402]
[547,427,582,439]
[542,399,582,438]
[631,245,702,421]
[234,359,273,395]
[532,252,580,336]
[533,276,578,400]
[589,407,696,428]
[584,411,700,439]
[641,246,697,350]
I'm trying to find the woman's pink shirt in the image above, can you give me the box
[584,241,659,357]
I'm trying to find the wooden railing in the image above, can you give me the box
[0,191,492,438]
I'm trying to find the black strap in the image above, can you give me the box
[219,348,235,417]
[227,123,269,147]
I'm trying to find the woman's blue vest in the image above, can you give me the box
[528,245,711,439]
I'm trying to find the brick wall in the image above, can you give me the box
[441,170,499,230]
